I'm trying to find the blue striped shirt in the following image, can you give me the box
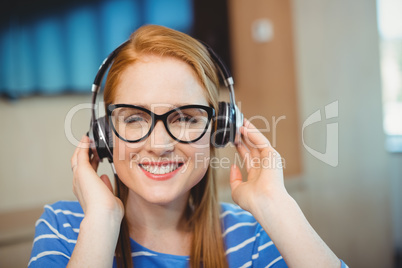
[28,201,347,267]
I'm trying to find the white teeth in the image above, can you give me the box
[140,164,180,175]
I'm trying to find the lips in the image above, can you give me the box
[139,163,182,174]
[138,161,184,181]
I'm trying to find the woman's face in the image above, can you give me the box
[112,55,211,206]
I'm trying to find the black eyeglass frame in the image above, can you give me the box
[107,104,216,144]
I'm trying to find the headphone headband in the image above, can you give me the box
[201,41,236,105]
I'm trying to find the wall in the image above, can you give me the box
[0,95,115,212]
[228,0,302,177]
[290,0,393,266]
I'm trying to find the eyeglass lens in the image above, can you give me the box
[110,106,210,142]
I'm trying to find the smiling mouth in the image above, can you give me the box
[138,163,184,175]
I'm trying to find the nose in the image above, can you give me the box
[144,121,175,156]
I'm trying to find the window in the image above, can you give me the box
[0,0,193,99]
[377,0,402,152]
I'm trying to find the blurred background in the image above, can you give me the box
[1,0,401,267]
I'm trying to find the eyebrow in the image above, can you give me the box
[114,103,200,109]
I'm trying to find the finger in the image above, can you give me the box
[241,119,277,158]
[71,135,88,171]
[239,124,279,173]
[77,136,92,166]
[239,125,263,159]
[235,140,251,172]
[229,164,243,192]
[90,153,100,171]
[242,119,271,148]
[100,174,113,193]
[71,151,78,172]
[78,135,91,149]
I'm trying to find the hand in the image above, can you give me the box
[70,136,124,221]
[68,136,124,267]
[229,119,287,214]
[230,120,341,268]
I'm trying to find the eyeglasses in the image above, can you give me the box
[107,104,215,143]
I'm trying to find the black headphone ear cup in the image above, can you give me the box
[212,102,243,147]
[107,120,114,154]
[92,116,113,161]
[213,102,232,147]
[232,104,243,145]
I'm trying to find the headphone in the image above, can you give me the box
[88,39,243,164]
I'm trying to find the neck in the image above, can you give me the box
[124,189,192,254]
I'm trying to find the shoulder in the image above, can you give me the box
[29,200,83,267]
[43,200,84,215]
[220,202,258,233]
[35,200,84,239]
[220,202,254,220]
[220,202,261,251]
[220,203,287,267]
[39,200,84,226]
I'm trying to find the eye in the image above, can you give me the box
[124,115,146,124]
[120,110,150,126]
[177,115,198,123]
[171,113,199,124]
[167,108,209,131]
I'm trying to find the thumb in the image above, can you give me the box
[230,164,243,191]
[100,174,114,193]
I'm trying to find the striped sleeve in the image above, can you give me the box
[220,203,287,267]
[221,203,348,268]
[28,201,83,267]
[251,224,287,267]
[341,259,349,268]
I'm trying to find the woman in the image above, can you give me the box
[29,25,347,267]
